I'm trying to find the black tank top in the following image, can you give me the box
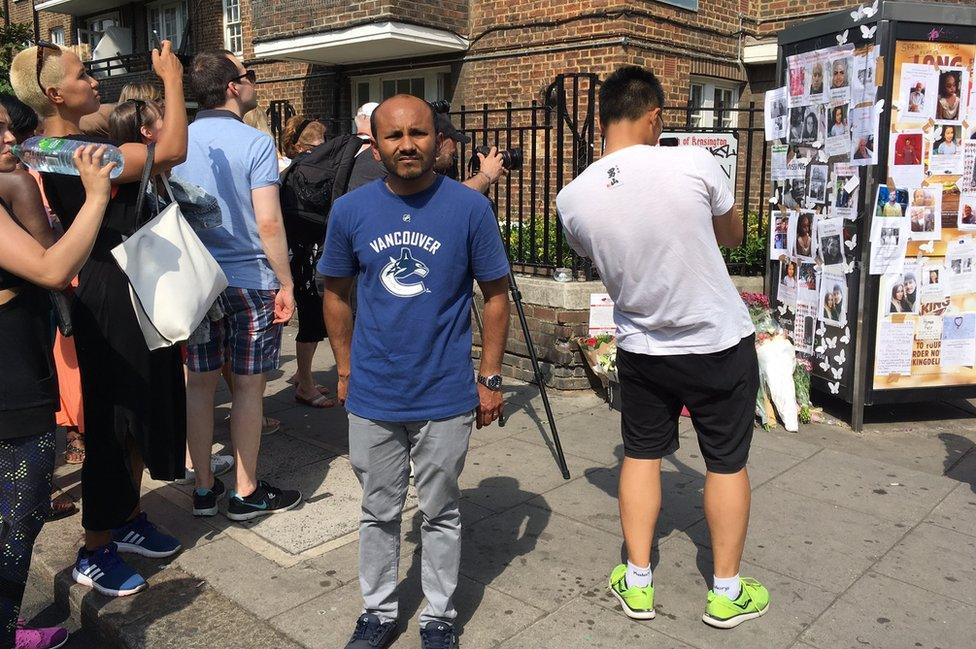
[0,196,28,290]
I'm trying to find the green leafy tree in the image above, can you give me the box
[0,21,35,95]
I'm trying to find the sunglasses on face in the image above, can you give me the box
[229,69,256,85]
[35,40,60,94]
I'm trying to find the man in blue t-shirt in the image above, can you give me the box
[175,50,302,524]
[320,95,511,649]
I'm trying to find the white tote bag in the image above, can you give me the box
[111,149,227,349]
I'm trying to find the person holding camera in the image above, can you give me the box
[556,66,768,629]
[321,94,511,649]
[431,113,508,192]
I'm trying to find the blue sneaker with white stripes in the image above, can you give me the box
[72,543,147,597]
[111,512,182,558]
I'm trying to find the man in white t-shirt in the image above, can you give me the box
[556,66,769,630]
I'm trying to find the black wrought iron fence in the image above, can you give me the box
[263,75,769,278]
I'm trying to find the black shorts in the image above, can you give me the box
[617,334,758,474]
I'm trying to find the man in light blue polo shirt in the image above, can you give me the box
[175,49,302,523]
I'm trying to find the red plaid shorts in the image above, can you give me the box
[185,287,282,375]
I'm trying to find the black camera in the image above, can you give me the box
[470,146,524,172]
[428,100,451,114]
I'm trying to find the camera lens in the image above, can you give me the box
[470,146,524,173]
[428,100,451,114]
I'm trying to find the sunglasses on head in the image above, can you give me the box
[229,69,256,85]
[35,40,60,94]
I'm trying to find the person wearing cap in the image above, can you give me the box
[347,102,388,192]
[433,113,507,193]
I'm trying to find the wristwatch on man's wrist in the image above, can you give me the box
[477,374,503,391]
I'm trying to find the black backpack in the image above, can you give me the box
[279,134,366,231]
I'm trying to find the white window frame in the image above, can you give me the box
[350,67,452,119]
[147,0,187,49]
[77,11,121,50]
[50,27,65,46]
[222,0,243,55]
[689,78,740,130]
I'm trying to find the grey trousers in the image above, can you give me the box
[348,410,475,627]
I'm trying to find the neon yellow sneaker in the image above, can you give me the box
[702,577,770,629]
[608,564,655,620]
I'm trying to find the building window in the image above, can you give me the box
[148,0,187,49]
[76,12,120,51]
[222,0,242,55]
[658,0,698,9]
[351,67,452,117]
[50,27,65,46]
[688,78,739,129]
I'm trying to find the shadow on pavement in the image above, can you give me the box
[940,432,976,493]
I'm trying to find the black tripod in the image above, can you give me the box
[473,227,571,480]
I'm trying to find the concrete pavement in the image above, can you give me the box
[21,328,976,648]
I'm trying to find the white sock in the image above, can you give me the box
[626,561,652,588]
[713,574,741,600]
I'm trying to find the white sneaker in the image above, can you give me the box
[174,454,235,485]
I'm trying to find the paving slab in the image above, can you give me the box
[174,536,341,619]
[872,522,973,605]
[270,574,543,648]
[459,504,620,608]
[925,481,976,537]
[269,402,351,455]
[243,454,405,555]
[529,466,705,545]
[513,405,624,465]
[801,570,976,649]
[459,438,594,512]
[588,536,837,649]
[499,597,695,648]
[665,442,807,487]
[766,448,956,525]
[686,486,907,593]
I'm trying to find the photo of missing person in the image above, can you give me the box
[809,62,825,96]
[908,82,926,114]
[822,284,845,321]
[936,69,963,122]
[886,273,919,314]
[959,194,976,230]
[820,234,843,266]
[908,187,941,239]
[808,165,828,204]
[934,124,961,155]
[928,268,940,285]
[831,58,849,90]
[828,105,848,138]
[880,227,900,247]
[876,186,908,218]
[780,259,798,289]
[790,106,822,144]
[893,133,922,166]
[794,211,814,258]
[799,262,817,290]
[783,178,807,210]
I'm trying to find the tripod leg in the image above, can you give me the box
[508,272,571,479]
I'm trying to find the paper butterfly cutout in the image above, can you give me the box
[850,6,864,21]
[919,241,935,254]
[836,29,850,45]
[845,235,858,250]
[831,366,844,379]
[819,358,831,372]
[844,260,856,274]
[875,99,885,114]
[863,0,879,18]
[835,348,847,365]
[828,381,840,394]
[841,327,851,344]
[825,336,838,349]
[860,24,878,39]
[815,342,827,355]
[817,323,827,336]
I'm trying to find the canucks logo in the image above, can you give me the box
[380,248,429,297]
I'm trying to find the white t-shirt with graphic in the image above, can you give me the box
[556,144,754,356]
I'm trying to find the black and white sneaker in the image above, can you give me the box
[420,621,459,649]
[345,613,396,648]
[192,476,226,517]
[225,480,302,521]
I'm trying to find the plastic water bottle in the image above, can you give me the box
[12,136,124,178]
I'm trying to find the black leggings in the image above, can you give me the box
[0,430,55,645]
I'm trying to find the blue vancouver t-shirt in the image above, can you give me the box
[318,175,510,422]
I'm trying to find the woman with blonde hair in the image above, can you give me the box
[117,81,162,103]
[281,115,326,159]
[11,40,188,598]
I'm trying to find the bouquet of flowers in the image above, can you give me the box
[740,291,801,431]
[577,333,617,385]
